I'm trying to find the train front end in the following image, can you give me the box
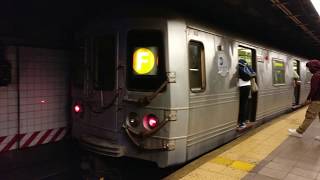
[71,18,186,167]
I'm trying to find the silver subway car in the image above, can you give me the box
[71,15,310,167]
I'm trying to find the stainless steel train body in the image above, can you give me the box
[71,15,310,168]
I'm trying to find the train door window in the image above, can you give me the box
[188,41,206,92]
[293,60,299,76]
[92,34,116,91]
[238,46,254,67]
[272,59,285,85]
[127,30,166,91]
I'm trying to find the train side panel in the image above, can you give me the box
[186,27,238,160]
[256,52,291,120]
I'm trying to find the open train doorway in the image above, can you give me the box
[292,60,301,107]
[237,46,258,128]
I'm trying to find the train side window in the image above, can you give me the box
[93,35,116,91]
[272,59,286,85]
[238,46,254,68]
[188,41,206,92]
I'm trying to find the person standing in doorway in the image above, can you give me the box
[293,70,301,106]
[238,59,256,128]
[288,60,320,139]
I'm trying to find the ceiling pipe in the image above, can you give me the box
[271,0,320,44]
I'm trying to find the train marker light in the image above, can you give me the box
[143,114,159,129]
[148,118,157,128]
[133,48,155,75]
[128,112,139,127]
[74,104,82,113]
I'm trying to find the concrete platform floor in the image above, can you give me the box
[165,107,320,180]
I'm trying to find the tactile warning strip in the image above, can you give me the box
[165,107,306,180]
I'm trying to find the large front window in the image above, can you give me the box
[127,30,166,91]
[91,34,116,91]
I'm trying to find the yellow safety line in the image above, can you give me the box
[165,107,306,180]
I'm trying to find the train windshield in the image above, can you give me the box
[92,35,116,90]
[127,30,166,91]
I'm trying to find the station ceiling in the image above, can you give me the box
[175,0,320,59]
[1,0,320,59]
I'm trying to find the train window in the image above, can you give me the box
[238,47,253,66]
[188,41,206,92]
[272,59,286,85]
[92,35,116,91]
[127,30,166,91]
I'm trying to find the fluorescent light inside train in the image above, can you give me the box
[311,0,320,16]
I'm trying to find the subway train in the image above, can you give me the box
[71,12,311,168]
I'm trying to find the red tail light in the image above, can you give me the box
[73,101,83,114]
[143,114,159,129]
[74,105,81,113]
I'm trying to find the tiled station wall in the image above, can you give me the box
[0,46,69,152]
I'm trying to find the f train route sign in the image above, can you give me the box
[132,47,158,75]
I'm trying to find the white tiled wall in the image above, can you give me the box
[0,47,18,137]
[19,47,68,134]
[0,46,69,151]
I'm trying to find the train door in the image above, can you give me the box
[292,60,300,106]
[238,46,258,127]
[78,35,119,132]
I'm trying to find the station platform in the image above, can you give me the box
[165,107,320,180]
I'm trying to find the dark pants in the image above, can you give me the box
[238,86,251,125]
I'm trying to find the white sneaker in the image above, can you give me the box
[314,136,320,141]
[288,129,303,138]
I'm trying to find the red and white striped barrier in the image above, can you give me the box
[0,127,67,153]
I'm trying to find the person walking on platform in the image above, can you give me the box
[288,60,320,139]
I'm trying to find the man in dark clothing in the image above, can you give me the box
[288,59,320,139]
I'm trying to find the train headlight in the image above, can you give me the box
[132,48,155,75]
[127,112,139,127]
[143,114,159,129]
